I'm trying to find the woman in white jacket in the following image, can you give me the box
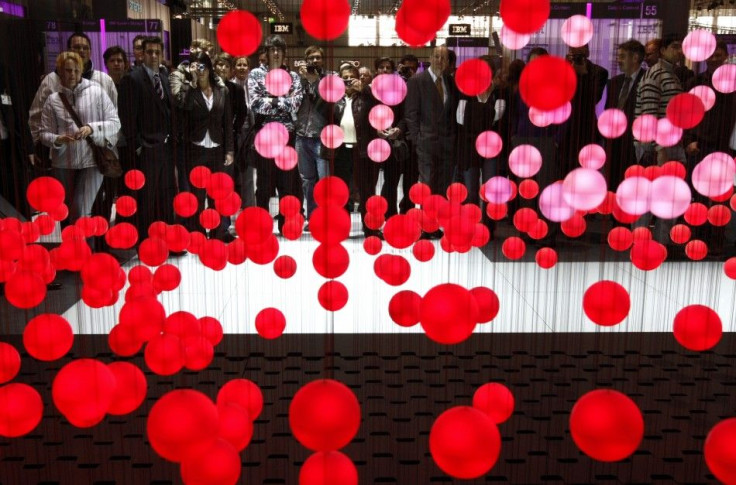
[39,51,120,223]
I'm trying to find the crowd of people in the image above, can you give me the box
[1,30,734,249]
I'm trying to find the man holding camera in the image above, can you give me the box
[558,44,608,178]
[294,46,328,221]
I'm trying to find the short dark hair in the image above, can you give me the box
[374,57,395,71]
[304,45,323,59]
[264,35,287,52]
[715,39,728,54]
[67,32,91,49]
[661,34,683,49]
[133,34,147,46]
[103,45,128,65]
[142,36,163,51]
[339,64,359,78]
[399,54,418,65]
[618,39,645,63]
[478,55,500,77]
[527,47,548,62]
[447,49,457,68]
[215,52,234,68]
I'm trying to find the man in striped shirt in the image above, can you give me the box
[634,34,686,166]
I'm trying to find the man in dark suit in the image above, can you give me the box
[118,36,176,236]
[405,45,458,197]
[605,39,646,190]
[0,62,34,218]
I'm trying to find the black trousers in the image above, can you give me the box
[187,143,232,236]
[254,131,303,215]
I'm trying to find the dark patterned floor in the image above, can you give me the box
[0,333,733,485]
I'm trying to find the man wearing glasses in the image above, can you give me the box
[295,45,328,222]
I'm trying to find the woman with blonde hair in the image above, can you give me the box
[39,51,120,223]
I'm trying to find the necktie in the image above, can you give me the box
[153,73,164,100]
[618,76,631,110]
[435,75,444,104]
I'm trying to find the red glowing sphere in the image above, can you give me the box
[630,239,667,271]
[673,304,722,351]
[666,93,705,129]
[0,383,43,437]
[107,361,147,415]
[502,236,526,260]
[520,56,577,111]
[313,243,350,279]
[217,378,264,420]
[388,290,422,327]
[147,389,219,463]
[300,0,350,40]
[274,255,297,279]
[124,169,145,190]
[363,235,383,255]
[500,0,550,34]
[704,418,736,485]
[52,358,116,428]
[430,406,501,479]
[583,280,630,326]
[4,270,46,309]
[27,176,65,213]
[420,283,479,344]
[472,382,515,424]
[569,389,644,462]
[255,307,286,339]
[300,451,358,485]
[535,247,558,269]
[0,342,20,384]
[217,402,253,451]
[455,59,492,96]
[23,313,74,361]
[216,10,262,56]
[180,438,242,485]
[318,281,349,311]
[289,379,361,452]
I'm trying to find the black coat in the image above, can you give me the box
[604,68,645,188]
[179,84,234,154]
[118,65,173,154]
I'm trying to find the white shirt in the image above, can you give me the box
[427,68,447,105]
[194,91,219,148]
[341,96,357,144]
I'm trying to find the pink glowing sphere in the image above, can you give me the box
[320,125,344,150]
[655,118,683,147]
[713,64,736,94]
[371,73,407,106]
[529,106,553,127]
[475,131,503,159]
[367,138,391,163]
[499,25,530,50]
[508,144,543,178]
[692,152,736,198]
[265,68,293,96]
[649,176,692,219]
[615,176,651,216]
[632,114,658,142]
[483,177,513,204]
[683,29,717,62]
[368,104,394,131]
[254,122,289,158]
[539,181,575,222]
[562,168,608,211]
[579,144,606,170]
[598,109,628,139]
[689,85,717,111]
[561,15,594,48]
[275,146,298,170]
[550,102,573,124]
[318,74,346,103]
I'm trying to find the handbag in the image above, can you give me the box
[58,92,122,178]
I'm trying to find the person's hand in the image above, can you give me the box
[686,141,699,155]
[352,79,362,92]
[225,152,234,166]
[55,134,76,145]
[387,127,401,140]
[377,129,388,139]
[298,65,308,78]
[73,125,93,140]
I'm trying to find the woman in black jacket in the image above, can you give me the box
[178,52,234,240]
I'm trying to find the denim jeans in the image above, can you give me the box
[296,135,328,219]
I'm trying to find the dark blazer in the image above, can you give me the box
[118,65,173,152]
[604,68,645,187]
[405,70,458,148]
[180,84,234,154]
